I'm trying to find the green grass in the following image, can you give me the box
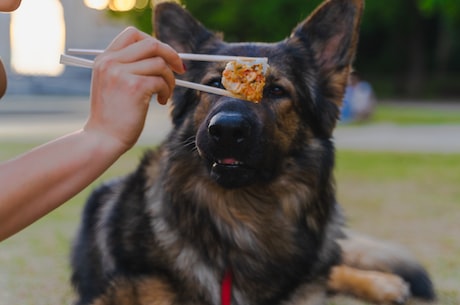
[333,151,460,305]
[1,142,459,304]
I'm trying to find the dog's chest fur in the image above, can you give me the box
[124,150,339,305]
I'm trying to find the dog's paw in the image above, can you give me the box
[367,272,410,304]
[328,265,410,304]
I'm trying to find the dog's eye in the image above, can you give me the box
[266,85,288,99]
[206,78,225,89]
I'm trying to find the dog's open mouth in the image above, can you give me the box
[215,158,244,167]
[212,157,250,173]
[208,157,256,188]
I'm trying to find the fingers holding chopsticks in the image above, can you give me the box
[84,27,188,151]
[93,52,177,105]
[93,27,185,105]
[102,26,185,75]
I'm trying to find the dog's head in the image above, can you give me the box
[154,0,363,189]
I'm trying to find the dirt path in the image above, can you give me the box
[334,124,460,153]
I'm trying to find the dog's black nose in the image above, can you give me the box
[208,112,251,146]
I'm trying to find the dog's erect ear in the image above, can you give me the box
[290,0,364,104]
[154,2,219,53]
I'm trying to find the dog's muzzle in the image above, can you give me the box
[196,100,264,188]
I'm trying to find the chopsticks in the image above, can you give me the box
[67,48,268,64]
[60,53,239,99]
[59,54,93,69]
[62,48,271,100]
[61,48,269,100]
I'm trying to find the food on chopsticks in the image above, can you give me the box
[222,59,269,103]
[63,48,270,101]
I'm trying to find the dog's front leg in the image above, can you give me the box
[327,265,410,304]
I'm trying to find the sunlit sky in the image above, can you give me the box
[85,0,149,11]
[84,0,110,10]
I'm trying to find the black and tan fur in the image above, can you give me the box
[70,1,435,304]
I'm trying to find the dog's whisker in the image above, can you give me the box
[179,136,197,150]
[169,136,198,158]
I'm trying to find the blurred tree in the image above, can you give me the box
[179,0,322,42]
[107,5,152,34]
[357,0,460,96]
[107,0,460,98]
[418,0,460,77]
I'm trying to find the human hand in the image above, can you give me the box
[0,0,22,12]
[84,27,185,153]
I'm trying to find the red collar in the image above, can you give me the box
[221,268,232,305]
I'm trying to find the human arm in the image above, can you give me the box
[0,130,126,241]
[0,27,185,241]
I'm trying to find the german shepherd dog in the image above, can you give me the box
[71,0,435,304]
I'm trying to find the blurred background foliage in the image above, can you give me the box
[109,0,460,99]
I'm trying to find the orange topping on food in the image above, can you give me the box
[222,60,268,103]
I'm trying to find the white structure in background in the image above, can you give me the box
[0,0,130,94]
[11,0,66,76]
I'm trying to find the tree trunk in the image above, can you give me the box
[404,0,426,97]
[434,18,453,80]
